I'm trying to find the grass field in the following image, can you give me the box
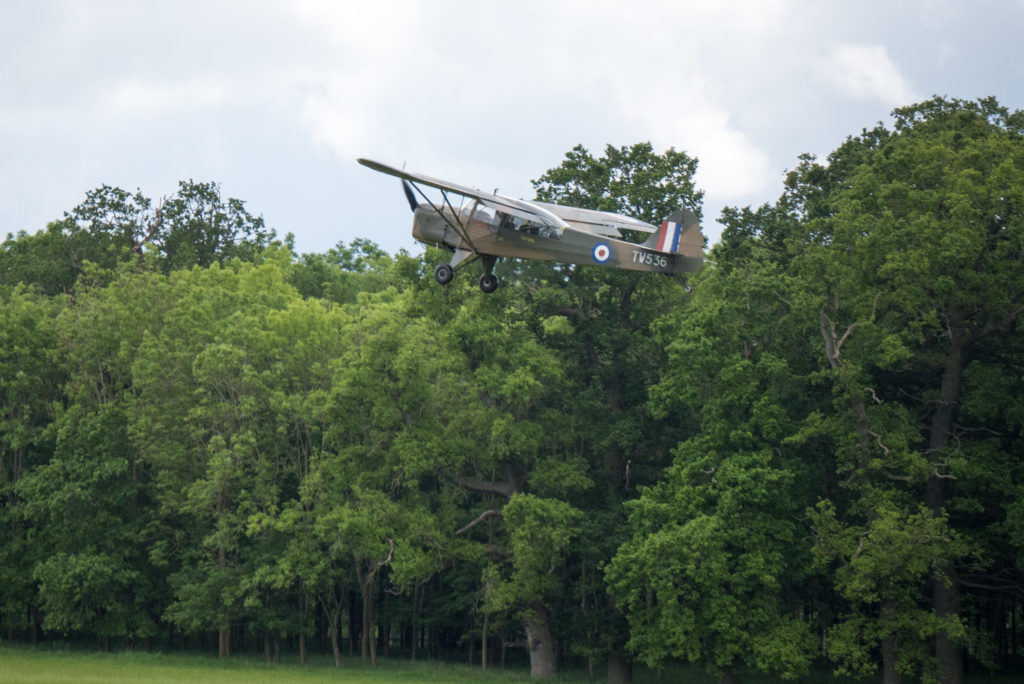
[3,646,1022,684]
[0,647,542,684]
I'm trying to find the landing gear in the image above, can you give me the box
[479,273,499,293]
[434,263,454,285]
[433,258,498,293]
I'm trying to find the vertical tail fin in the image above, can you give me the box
[645,208,703,257]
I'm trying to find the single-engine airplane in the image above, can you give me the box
[358,158,704,293]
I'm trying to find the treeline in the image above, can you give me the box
[1,97,1023,684]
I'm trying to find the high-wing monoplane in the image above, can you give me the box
[358,158,704,293]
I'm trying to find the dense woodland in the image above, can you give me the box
[1,97,1023,684]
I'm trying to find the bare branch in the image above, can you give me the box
[456,509,502,535]
[954,423,1002,437]
[868,430,890,457]
[851,531,869,559]
[456,476,516,498]
[820,308,841,369]
[834,321,861,359]
[820,293,879,367]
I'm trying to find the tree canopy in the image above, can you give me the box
[2,96,1023,684]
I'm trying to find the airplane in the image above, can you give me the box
[357,158,704,293]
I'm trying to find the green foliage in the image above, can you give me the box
[810,501,967,681]
[1,109,1024,682]
[781,96,1024,680]
[483,493,582,616]
[0,180,275,295]
[532,142,703,224]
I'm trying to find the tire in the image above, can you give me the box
[479,273,499,293]
[434,263,454,285]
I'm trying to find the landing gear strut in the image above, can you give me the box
[434,256,499,293]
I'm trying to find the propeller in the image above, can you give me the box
[402,180,418,211]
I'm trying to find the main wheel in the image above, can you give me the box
[434,263,454,285]
[479,273,499,293]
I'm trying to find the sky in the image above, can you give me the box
[2,0,1022,256]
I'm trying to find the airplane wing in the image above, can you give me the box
[357,158,570,230]
[533,202,659,236]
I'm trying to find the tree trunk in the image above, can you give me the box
[932,556,963,684]
[299,586,308,665]
[349,590,359,655]
[927,312,966,684]
[363,579,378,667]
[607,653,632,684]
[218,627,230,658]
[717,665,739,684]
[327,591,343,668]
[411,583,420,661]
[523,604,557,677]
[330,625,341,668]
[481,612,489,670]
[361,583,370,661]
[217,542,230,658]
[881,611,901,684]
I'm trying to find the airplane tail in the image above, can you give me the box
[644,208,703,257]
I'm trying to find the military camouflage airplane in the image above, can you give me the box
[358,158,704,293]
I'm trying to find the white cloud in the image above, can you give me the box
[102,78,231,116]
[826,43,919,105]
[612,81,773,201]
[2,0,1017,253]
[279,2,428,160]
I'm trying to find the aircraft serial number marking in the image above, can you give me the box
[632,251,668,268]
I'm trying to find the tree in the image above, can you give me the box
[0,181,274,295]
[129,256,303,656]
[0,186,152,294]
[482,493,582,677]
[533,142,703,224]
[785,96,1024,684]
[810,500,966,683]
[607,239,820,683]
[524,142,705,682]
[154,181,273,271]
[287,238,393,303]
[15,265,170,647]
[0,287,64,640]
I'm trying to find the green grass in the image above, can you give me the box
[0,647,541,684]
[3,646,1022,684]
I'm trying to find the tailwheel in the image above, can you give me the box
[479,273,499,293]
[434,263,454,285]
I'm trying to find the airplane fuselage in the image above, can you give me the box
[412,201,700,274]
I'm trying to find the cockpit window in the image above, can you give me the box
[495,211,561,240]
[472,203,499,225]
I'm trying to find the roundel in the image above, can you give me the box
[592,242,612,263]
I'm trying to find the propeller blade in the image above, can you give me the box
[402,180,418,211]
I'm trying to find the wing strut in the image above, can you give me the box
[404,181,480,256]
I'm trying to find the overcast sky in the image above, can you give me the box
[2,1,1022,255]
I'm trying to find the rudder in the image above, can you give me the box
[646,208,702,257]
